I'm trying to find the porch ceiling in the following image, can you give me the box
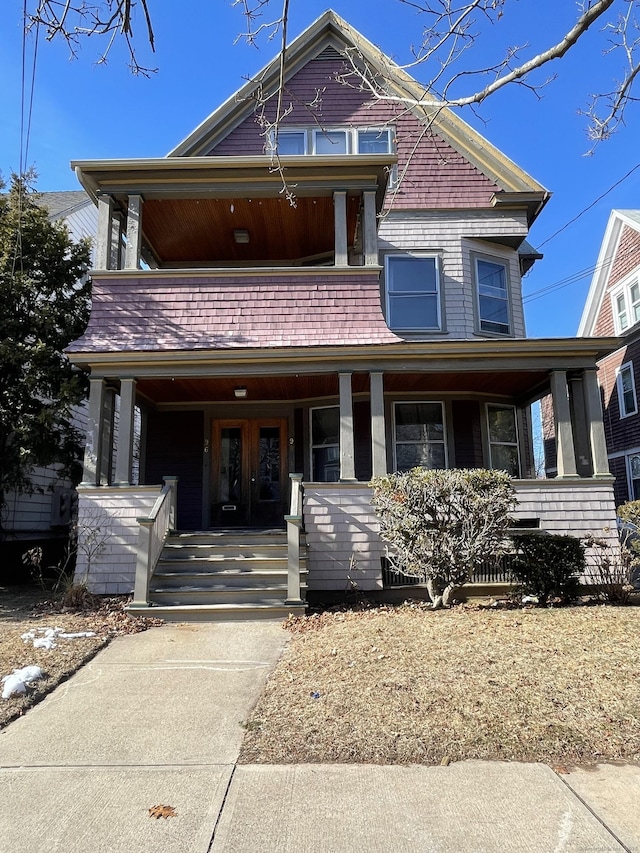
[135,370,549,405]
[142,196,359,264]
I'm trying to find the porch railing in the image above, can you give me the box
[130,476,178,608]
[285,473,304,605]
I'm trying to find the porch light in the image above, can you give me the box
[234,386,248,398]
[233,229,250,244]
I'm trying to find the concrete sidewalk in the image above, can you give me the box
[1,622,639,852]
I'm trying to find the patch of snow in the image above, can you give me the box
[22,627,96,650]
[2,665,44,699]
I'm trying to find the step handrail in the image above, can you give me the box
[284,473,304,605]
[130,476,178,608]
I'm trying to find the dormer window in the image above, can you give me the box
[612,276,640,333]
[357,128,392,154]
[276,130,307,155]
[313,128,349,154]
[269,126,394,157]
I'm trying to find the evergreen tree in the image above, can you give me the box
[0,173,92,528]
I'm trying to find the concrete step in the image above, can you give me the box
[127,602,306,622]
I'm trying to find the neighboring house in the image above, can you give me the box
[67,11,619,615]
[2,191,96,573]
[576,210,640,508]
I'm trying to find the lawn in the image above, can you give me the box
[239,603,640,767]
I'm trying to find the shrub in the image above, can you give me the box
[370,468,517,608]
[583,534,635,605]
[510,533,584,606]
[617,500,640,527]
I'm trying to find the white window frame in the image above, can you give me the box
[486,403,520,477]
[312,127,351,155]
[626,452,640,500]
[617,362,638,418]
[384,252,442,332]
[267,128,308,156]
[309,405,340,482]
[611,273,640,334]
[473,254,512,336]
[356,127,393,154]
[392,401,447,472]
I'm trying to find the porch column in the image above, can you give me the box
[95,195,114,270]
[100,389,115,486]
[370,371,387,477]
[549,370,578,478]
[363,191,378,267]
[583,368,611,477]
[334,191,348,266]
[124,194,144,270]
[81,377,107,486]
[110,211,124,270]
[114,378,137,486]
[339,372,356,481]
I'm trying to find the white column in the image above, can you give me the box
[583,368,611,477]
[334,191,348,266]
[124,194,144,270]
[114,378,137,486]
[549,370,578,478]
[363,191,378,266]
[339,372,356,481]
[95,195,114,270]
[81,378,106,486]
[370,371,387,477]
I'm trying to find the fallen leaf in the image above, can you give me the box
[148,804,177,819]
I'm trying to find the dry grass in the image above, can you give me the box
[239,603,640,767]
[0,585,162,730]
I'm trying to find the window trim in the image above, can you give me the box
[267,128,308,156]
[626,452,640,500]
[312,127,351,155]
[617,362,638,418]
[384,252,442,333]
[486,403,521,477]
[392,400,447,472]
[309,404,340,482]
[472,252,513,337]
[356,127,393,154]
[611,273,640,335]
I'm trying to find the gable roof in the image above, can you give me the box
[578,209,640,337]
[168,9,548,215]
[38,190,91,220]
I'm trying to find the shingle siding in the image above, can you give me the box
[210,58,501,211]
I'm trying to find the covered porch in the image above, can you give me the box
[70,337,620,605]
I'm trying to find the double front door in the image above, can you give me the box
[211,418,287,527]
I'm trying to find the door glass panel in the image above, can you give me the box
[258,426,281,501]
[219,427,242,502]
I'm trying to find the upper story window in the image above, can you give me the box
[617,362,638,418]
[487,404,520,477]
[270,126,394,157]
[385,253,441,332]
[612,275,640,333]
[393,402,446,471]
[474,255,511,336]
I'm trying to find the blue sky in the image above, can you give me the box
[1,0,639,338]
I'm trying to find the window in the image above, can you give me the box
[628,454,640,499]
[617,363,638,417]
[613,276,640,333]
[385,254,440,331]
[393,402,446,471]
[274,130,307,155]
[475,256,510,335]
[357,128,392,154]
[313,129,349,154]
[311,406,340,481]
[487,404,520,477]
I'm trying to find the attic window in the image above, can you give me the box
[612,276,640,333]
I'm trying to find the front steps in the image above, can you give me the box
[132,529,307,622]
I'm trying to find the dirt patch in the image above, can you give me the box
[239,603,640,766]
[0,585,163,730]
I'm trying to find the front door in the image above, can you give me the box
[211,418,287,527]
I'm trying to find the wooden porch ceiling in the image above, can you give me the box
[143,196,359,264]
[135,370,549,405]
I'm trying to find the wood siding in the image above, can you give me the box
[209,57,502,211]
[74,486,160,594]
[609,225,640,289]
[378,211,528,339]
[144,411,204,530]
